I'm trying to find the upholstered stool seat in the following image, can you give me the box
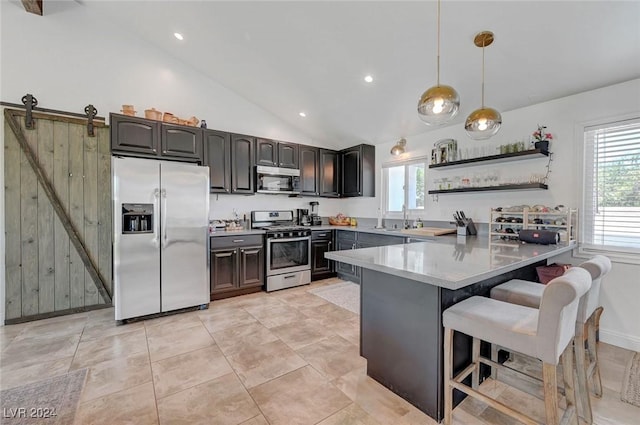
[443,267,592,425]
[490,256,612,425]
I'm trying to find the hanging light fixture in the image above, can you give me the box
[417,0,460,126]
[465,31,502,140]
[390,138,407,156]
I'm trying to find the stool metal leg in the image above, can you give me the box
[561,344,579,425]
[574,325,593,424]
[444,327,454,425]
[542,362,560,425]
[588,307,604,397]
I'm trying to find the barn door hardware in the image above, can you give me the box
[84,104,98,137]
[21,93,38,129]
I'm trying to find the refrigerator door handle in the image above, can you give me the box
[161,188,168,247]
[152,188,161,247]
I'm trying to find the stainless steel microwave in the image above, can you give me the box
[256,165,301,195]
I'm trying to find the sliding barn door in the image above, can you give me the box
[4,110,111,322]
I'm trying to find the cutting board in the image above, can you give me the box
[401,227,457,237]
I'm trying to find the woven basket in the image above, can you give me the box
[328,217,350,226]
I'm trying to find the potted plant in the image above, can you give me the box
[532,125,553,152]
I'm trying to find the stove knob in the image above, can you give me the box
[288,232,293,237]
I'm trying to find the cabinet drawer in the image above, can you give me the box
[312,230,333,240]
[336,230,356,242]
[210,234,263,249]
[358,232,404,246]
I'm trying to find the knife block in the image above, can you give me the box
[457,218,477,236]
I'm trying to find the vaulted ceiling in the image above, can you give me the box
[84,1,640,147]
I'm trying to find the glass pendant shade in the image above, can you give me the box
[465,107,502,140]
[417,85,460,126]
[390,138,407,155]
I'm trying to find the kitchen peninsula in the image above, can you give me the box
[325,237,575,421]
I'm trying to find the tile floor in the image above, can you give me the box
[0,277,638,424]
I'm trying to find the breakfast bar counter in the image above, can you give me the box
[325,237,575,421]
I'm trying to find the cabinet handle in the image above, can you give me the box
[318,233,326,237]
[352,243,356,249]
[241,249,245,253]
[233,239,244,243]
[328,241,332,246]
[283,275,296,279]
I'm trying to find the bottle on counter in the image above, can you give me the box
[350,217,357,226]
[416,218,423,228]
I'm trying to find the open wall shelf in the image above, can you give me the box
[428,149,549,170]
[428,183,548,195]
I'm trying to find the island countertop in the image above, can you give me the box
[325,236,575,290]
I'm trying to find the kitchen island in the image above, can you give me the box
[325,236,575,421]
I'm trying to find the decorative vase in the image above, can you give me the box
[534,140,549,152]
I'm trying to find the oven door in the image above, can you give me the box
[266,236,311,276]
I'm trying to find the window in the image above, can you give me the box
[382,159,427,215]
[581,117,640,260]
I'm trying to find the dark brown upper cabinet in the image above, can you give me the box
[319,149,340,198]
[203,130,231,193]
[299,145,319,196]
[231,134,255,194]
[341,144,375,197]
[110,113,203,163]
[277,142,299,169]
[255,138,278,167]
[161,124,203,161]
[111,114,160,157]
[256,139,299,169]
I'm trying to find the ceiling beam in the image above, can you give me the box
[21,0,43,16]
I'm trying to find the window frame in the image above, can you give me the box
[381,156,428,218]
[576,113,640,265]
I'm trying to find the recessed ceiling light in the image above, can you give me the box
[299,112,307,117]
[174,32,184,41]
[364,75,373,83]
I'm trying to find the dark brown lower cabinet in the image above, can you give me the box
[210,235,264,300]
[311,230,335,281]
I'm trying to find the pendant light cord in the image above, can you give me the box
[481,40,485,108]
[436,0,441,86]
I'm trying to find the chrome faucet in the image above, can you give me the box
[403,205,409,229]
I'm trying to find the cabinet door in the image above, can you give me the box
[256,138,277,167]
[203,130,231,193]
[336,239,358,276]
[311,239,333,277]
[278,142,299,169]
[111,114,160,156]
[341,147,361,197]
[299,145,319,196]
[319,149,340,197]
[239,245,264,288]
[210,248,237,294]
[161,125,203,161]
[231,134,255,194]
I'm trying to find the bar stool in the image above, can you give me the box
[443,267,591,425]
[490,256,611,424]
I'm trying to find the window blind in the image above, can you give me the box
[582,117,640,256]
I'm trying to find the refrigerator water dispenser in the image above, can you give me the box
[122,203,153,234]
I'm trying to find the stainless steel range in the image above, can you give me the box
[251,210,311,291]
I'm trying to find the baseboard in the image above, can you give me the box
[600,328,640,352]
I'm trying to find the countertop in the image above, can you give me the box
[210,229,266,237]
[325,236,576,290]
[210,225,445,239]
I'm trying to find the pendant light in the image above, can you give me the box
[465,31,502,140]
[390,138,407,156]
[417,0,459,126]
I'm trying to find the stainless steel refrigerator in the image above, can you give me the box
[113,157,210,321]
